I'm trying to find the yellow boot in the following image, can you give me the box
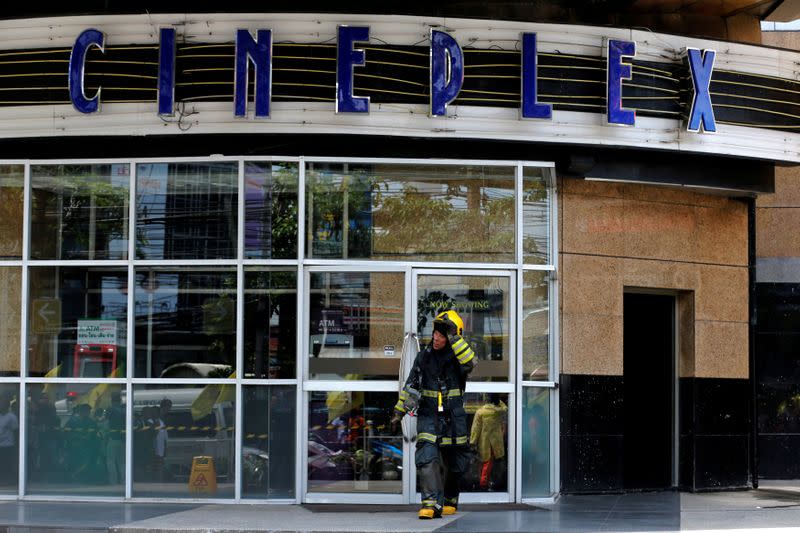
[443,505,457,515]
[418,506,442,519]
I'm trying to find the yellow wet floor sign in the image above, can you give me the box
[188,456,217,495]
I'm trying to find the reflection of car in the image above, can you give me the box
[242,446,269,489]
[159,363,231,378]
[308,439,341,474]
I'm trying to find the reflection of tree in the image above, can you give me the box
[372,177,515,261]
[306,170,372,258]
[243,271,296,378]
[307,167,516,262]
[201,273,237,364]
[248,165,298,259]
[522,178,548,261]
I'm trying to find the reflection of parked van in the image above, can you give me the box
[133,388,235,482]
[55,387,234,482]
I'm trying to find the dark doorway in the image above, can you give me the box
[623,292,675,490]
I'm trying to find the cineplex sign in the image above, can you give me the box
[68,26,718,133]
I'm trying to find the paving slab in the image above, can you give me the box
[0,501,197,530]
[0,489,794,532]
[109,504,459,533]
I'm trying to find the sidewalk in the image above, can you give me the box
[0,489,798,532]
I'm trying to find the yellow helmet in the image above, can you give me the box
[435,310,464,336]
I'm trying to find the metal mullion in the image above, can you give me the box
[463,382,515,394]
[412,268,514,278]
[304,493,402,505]
[237,158,245,265]
[459,492,510,504]
[16,158,155,165]
[125,160,136,499]
[3,157,556,168]
[242,259,299,267]
[0,261,22,267]
[549,166,560,497]
[303,262,408,273]
[521,264,555,272]
[521,381,557,388]
[133,156,238,164]
[294,253,305,503]
[125,379,133,500]
[409,269,419,503]
[508,265,518,503]
[17,380,25,498]
[0,377,20,384]
[219,498,295,504]
[132,259,238,267]
[522,162,557,169]
[302,380,398,392]
[510,269,518,386]
[235,159,244,502]
[239,156,302,162]
[303,259,520,271]
[26,377,127,384]
[550,384,558,496]
[129,161,137,262]
[22,495,126,503]
[18,161,30,498]
[4,156,235,165]
[297,384,306,504]
[240,379,299,386]
[402,264,412,504]
[516,162,523,266]
[124,378,133,499]
[234,380,242,501]
[129,378,236,385]
[515,269,523,502]
[301,156,547,167]
[26,260,130,268]
[515,157,525,504]
[70,496,232,504]
[550,168,559,381]
[298,158,306,265]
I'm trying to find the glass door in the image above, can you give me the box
[302,266,411,503]
[410,269,515,503]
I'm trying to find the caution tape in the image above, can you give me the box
[310,423,388,431]
[37,425,242,434]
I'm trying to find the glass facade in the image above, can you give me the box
[308,272,404,381]
[305,163,516,263]
[26,382,125,496]
[0,158,555,502]
[31,165,130,261]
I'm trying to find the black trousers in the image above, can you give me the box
[416,440,470,509]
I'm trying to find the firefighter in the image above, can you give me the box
[393,310,476,519]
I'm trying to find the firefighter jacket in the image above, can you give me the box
[395,335,475,446]
[470,401,507,462]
